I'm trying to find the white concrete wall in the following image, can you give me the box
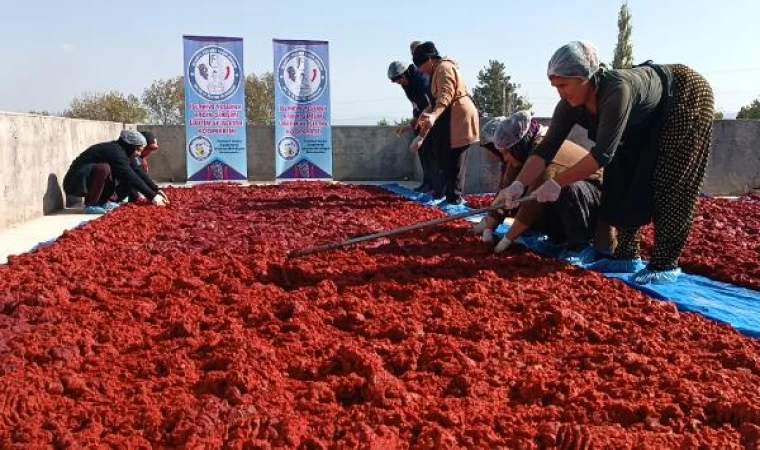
[0,112,128,229]
[1,112,758,231]
[142,120,760,195]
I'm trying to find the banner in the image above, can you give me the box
[273,40,332,180]
[183,35,247,181]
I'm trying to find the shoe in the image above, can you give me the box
[587,258,646,274]
[445,196,464,205]
[414,183,431,193]
[103,201,121,211]
[631,267,681,285]
[84,205,108,214]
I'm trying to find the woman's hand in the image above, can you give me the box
[417,111,439,136]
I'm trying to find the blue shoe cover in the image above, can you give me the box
[103,201,121,210]
[84,205,108,214]
[631,267,682,285]
[415,192,433,203]
[559,246,597,266]
[430,196,446,205]
[587,258,646,273]
[442,203,468,214]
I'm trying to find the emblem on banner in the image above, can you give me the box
[277,136,301,161]
[296,161,313,178]
[188,136,214,161]
[188,45,242,102]
[277,49,327,103]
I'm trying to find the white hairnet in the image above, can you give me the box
[547,41,600,79]
[493,110,532,150]
[480,116,506,145]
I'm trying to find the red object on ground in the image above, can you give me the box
[1,183,759,448]
[641,194,760,290]
[464,194,496,209]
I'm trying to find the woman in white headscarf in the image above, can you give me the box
[493,41,714,285]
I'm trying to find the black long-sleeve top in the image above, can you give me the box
[64,141,158,199]
[532,66,663,167]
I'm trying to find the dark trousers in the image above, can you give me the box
[531,180,603,250]
[439,145,468,202]
[613,65,714,271]
[426,106,468,201]
[418,136,444,195]
[64,163,114,206]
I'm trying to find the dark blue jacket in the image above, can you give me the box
[401,64,431,120]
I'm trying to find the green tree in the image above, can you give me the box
[142,76,185,125]
[64,91,148,123]
[713,111,724,120]
[376,118,391,126]
[612,0,634,69]
[737,98,760,120]
[245,72,275,125]
[472,60,532,118]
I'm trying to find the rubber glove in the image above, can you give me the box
[534,179,561,203]
[492,181,524,210]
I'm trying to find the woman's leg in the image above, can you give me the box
[441,145,468,203]
[84,164,112,206]
[640,65,714,280]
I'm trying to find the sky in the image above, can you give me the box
[1,0,759,124]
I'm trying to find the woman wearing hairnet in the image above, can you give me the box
[472,117,512,242]
[480,111,609,261]
[493,41,714,284]
[414,41,479,205]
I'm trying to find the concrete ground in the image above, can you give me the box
[0,181,422,265]
[0,209,101,265]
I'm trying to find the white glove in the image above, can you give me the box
[409,136,424,152]
[482,229,494,244]
[492,181,524,210]
[494,237,512,254]
[157,190,170,204]
[152,194,169,207]
[534,179,562,203]
[472,216,489,234]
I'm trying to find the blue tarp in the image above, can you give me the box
[381,184,760,338]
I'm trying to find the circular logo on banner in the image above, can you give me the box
[277,136,301,160]
[188,136,214,161]
[277,49,327,103]
[188,46,242,102]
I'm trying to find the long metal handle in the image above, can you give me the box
[287,196,533,258]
